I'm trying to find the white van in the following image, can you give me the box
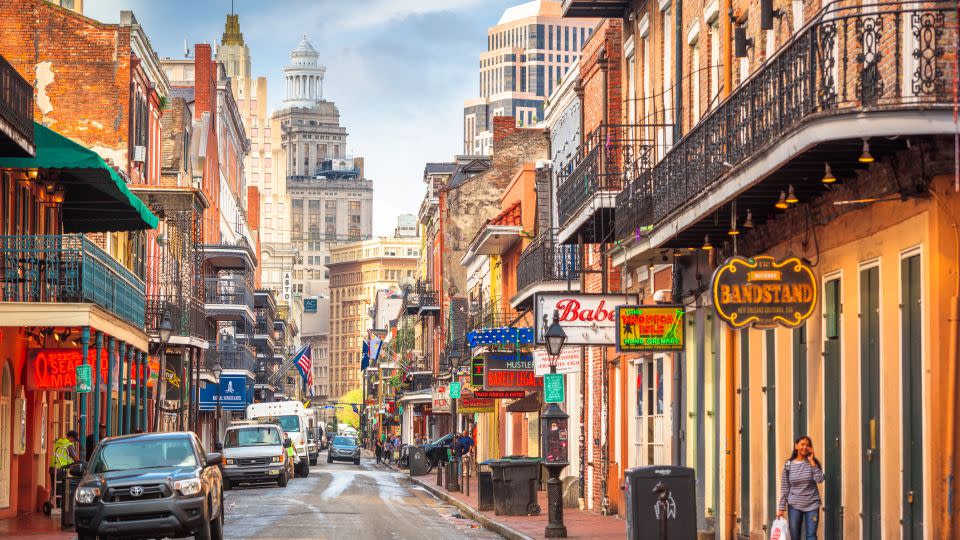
[246,401,311,477]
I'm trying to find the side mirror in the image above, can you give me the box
[68,462,86,477]
[284,438,292,448]
[205,452,222,466]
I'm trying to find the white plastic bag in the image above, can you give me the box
[770,517,791,540]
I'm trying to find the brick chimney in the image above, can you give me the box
[194,44,214,121]
[493,116,519,145]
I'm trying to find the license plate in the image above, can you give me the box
[269,470,279,475]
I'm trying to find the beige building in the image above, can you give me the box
[327,237,420,398]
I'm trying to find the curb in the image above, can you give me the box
[407,475,535,540]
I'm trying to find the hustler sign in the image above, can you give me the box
[535,293,637,345]
[711,255,817,329]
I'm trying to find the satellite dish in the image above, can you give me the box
[398,276,416,293]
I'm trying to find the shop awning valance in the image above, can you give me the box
[0,122,159,232]
[506,391,542,413]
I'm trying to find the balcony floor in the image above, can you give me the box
[0,302,148,350]
[557,192,618,245]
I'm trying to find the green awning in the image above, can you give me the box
[0,122,159,232]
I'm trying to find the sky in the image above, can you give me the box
[86,0,520,235]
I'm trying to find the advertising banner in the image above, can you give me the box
[712,255,817,329]
[532,347,581,376]
[534,293,638,345]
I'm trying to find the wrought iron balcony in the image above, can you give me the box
[0,234,145,327]
[146,297,208,341]
[616,1,957,239]
[204,275,253,308]
[468,299,519,332]
[516,232,581,294]
[0,54,34,156]
[215,342,256,373]
[557,124,652,243]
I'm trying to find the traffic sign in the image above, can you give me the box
[543,373,564,403]
[449,382,462,399]
[75,364,92,393]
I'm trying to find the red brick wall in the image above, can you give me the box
[579,19,623,135]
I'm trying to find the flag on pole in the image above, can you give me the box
[361,340,370,371]
[370,334,384,363]
[290,343,313,393]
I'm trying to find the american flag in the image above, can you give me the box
[291,344,313,391]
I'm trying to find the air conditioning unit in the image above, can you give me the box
[132,145,147,163]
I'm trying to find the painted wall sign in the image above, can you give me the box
[616,305,685,352]
[534,293,638,345]
[533,347,581,376]
[712,255,818,329]
[474,390,526,399]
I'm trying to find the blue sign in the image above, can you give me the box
[467,326,534,348]
[199,374,251,411]
[304,297,318,312]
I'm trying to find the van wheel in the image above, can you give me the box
[278,471,288,488]
[296,460,310,477]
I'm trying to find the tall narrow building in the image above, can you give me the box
[463,0,596,155]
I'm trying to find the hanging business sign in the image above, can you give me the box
[471,356,485,387]
[534,293,638,345]
[482,351,541,391]
[431,385,451,413]
[712,255,818,329]
[532,347,581,376]
[282,271,292,303]
[199,374,251,411]
[616,305,685,352]
[474,390,526,399]
[303,297,318,312]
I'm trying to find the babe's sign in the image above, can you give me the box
[27,348,146,391]
[534,293,638,345]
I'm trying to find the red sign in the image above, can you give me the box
[485,369,543,391]
[474,390,526,399]
[27,348,147,391]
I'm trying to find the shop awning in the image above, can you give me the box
[0,122,159,232]
[506,391,542,413]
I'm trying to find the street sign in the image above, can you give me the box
[543,373,564,403]
[449,382,462,399]
[75,364,91,393]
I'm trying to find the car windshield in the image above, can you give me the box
[332,436,356,447]
[430,434,451,445]
[90,438,197,473]
[278,415,300,432]
[224,427,281,447]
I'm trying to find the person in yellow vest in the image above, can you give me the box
[285,441,296,480]
[49,430,79,508]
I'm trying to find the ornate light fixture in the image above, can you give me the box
[743,209,754,229]
[786,185,799,205]
[702,235,713,251]
[822,162,836,184]
[859,139,874,163]
[775,191,789,210]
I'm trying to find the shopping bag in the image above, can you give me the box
[770,517,791,540]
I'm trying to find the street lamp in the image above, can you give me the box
[211,360,223,446]
[446,347,463,492]
[542,310,569,538]
[152,313,175,432]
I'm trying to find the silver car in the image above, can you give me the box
[326,436,360,465]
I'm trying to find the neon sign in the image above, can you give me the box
[26,348,150,391]
[712,255,818,329]
[616,306,685,352]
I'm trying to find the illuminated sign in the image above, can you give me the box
[485,369,543,391]
[458,397,495,414]
[474,390,525,399]
[616,305,685,352]
[712,255,818,329]
[483,352,533,371]
[26,349,147,391]
[471,356,484,387]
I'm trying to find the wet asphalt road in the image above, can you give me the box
[221,452,501,540]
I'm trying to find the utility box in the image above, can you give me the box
[624,466,697,540]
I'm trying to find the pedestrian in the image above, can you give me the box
[50,430,79,508]
[85,425,105,462]
[777,435,824,540]
[451,432,465,478]
[375,438,383,464]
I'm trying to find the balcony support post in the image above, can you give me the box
[92,332,103,445]
[141,351,149,431]
[118,341,126,435]
[78,326,90,459]
[124,346,134,435]
[106,337,115,437]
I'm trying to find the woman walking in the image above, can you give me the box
[777,435,825,540]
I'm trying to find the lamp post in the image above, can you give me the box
[152,314,174,432]
[542,310,569,538]
[211,360,223,446]
[446,347,462,492]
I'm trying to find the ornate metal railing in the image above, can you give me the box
[516,232,581,292]
[617,0,957,233]
[147,296,208,341]
[0,235,145,327]
[468,298,519,331]
[203,275,253,308]
[0,54,33,151]
[557,124,653,227]
[215,342,256,373]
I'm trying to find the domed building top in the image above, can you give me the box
[284,35,326,107]
[291,35,319,65]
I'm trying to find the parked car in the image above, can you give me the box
[221,424,289,490]
[326,436,361,465]
[421,434,455,473]
[73,432,224,540]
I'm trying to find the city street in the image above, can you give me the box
[221,454,500,540]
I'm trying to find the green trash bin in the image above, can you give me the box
[489,457,542,516]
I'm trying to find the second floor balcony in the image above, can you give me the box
[513,232,582,309]
[0,234,145,328]
[146,296,208,343]
[204,274,254,325]
[0,54,34,157]
[215,342,256,374]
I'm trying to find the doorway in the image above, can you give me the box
[901,254,923,539]
[0,361,12,509]
[860,265,881,539]
[823,277,843,539]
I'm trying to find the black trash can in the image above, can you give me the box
[477,460,495,511]
[60,474,81,529]
[408,446,430,476]
[624,466,697,540]
[489,457,542,516]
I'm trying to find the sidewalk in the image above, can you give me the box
[380,460,625,540]
[0,512,73,540]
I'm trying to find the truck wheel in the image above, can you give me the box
[354,458,360,466]
[296,460,309,477]
[210,507,225,540]
[326,454,333,464]
[278,471,288,487]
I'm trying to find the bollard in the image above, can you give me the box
[465,455,470,496]
[437,459,444,487]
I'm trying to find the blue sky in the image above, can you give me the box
[87,0,518,235]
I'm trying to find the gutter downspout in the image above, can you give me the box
[674,0,683,143]
[722,0,733,101]
[721,0,734,536]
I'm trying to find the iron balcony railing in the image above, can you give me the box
[0,54,34,152]
[0,235,145,327]
[215,342,256,373]
[468,299,519,332]
[616,0,957,233]
[203,275,253,308]
[146,296,208,341]
[557,124,652,228]
[516,232,581,292]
